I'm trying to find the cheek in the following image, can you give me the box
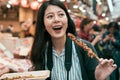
[85,25,89,30]
[65,21,68,27]
[64,18,68,28]
[90,26,93,30]
[44,19,51,30]
[88,25,93,30]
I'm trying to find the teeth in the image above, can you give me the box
[53,27,62,30]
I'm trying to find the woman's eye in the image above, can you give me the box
[59,13,64,17]
[47,15,53,19]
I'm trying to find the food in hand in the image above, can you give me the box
[68,33,100,61]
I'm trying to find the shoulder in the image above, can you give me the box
[75,37,97,54]
[78,38,94,48]
[116,30,120,35]
[113,30,120,38]
[73,38,98,71]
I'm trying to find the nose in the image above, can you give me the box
[54,15,60,22]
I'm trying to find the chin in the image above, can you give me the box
[51,33,66,39]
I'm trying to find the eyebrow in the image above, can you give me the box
[45,11,64,16]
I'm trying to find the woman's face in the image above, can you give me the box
[44,5,68,39]
[109,27,115,34]
[84,22,94,32]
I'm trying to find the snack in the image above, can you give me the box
[1,75,45,80]
[68,33,100,61]
[0,70,50,80]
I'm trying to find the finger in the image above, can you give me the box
[108,59,114,65]
[99,58,104,63]
[100,59,108,65]
[112,64,117,69]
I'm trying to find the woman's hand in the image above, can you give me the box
[95,58,117,80]
[110,36,116,42]
[91,35,102,46]
[103,35,111,42]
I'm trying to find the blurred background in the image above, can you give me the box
[0,0,120,33]
[0,0,120,79]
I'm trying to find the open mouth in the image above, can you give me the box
[52,27,62,30]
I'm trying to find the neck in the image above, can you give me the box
[51,35,66,55]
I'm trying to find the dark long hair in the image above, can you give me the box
[30,0,76,70]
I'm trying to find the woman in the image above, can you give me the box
[78,18,102,46]
[30,0,116,80]
[78,18,94,42]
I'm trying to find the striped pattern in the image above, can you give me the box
[45,42,83,80]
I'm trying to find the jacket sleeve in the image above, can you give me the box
[99,32,108,46]
[80,39,98,80]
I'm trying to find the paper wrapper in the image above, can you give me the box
[0,70,50,80]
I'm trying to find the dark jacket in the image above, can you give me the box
[46,38,98,80]
[75,39,98,80]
